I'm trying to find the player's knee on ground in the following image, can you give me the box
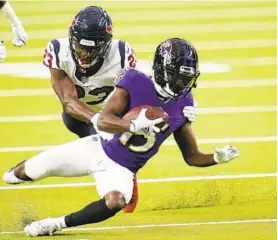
[104,190,126,211]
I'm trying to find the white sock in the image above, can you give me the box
[0,2,21,26]
[56,216,67,228]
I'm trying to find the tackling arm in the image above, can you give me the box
[97,87,131,133]
[173,123,217,167]
[50,68,96,123]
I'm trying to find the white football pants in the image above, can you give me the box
[24,135,134,203]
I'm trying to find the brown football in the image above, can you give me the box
[123,105,169,128]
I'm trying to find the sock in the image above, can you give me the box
[1,2,21,26]
[64,198,118,227]
[14,160,33,181]
[55,216,67,228]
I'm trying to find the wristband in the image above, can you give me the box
[90,113,100,126]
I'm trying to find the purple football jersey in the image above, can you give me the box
[100,69,194,173]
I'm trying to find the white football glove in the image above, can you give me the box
[183,100,198,122]
[0,40,6,62]
[130,108,164,136]
[11,23,28,47]
[213,145,239,164]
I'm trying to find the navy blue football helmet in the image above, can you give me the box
[69,6,113,69]
[153,38,200,99]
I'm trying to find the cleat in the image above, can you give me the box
[2,168,24,184]
[24,218,62,237]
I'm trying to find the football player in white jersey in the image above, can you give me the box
[0,0,28,62]
[43,6,139,213]
[43,6,137,137]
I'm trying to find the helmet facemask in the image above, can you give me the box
[70,35,111,69]
[69,6,113,69]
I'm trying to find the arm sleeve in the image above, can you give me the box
[118,40,137,69]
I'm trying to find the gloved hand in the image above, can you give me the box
[213,145,240,164]
[0,40,6,62]
[130,108,164,136]
[183,100,198,122]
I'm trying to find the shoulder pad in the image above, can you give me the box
[43,39,61,69]
[114,68,127,85]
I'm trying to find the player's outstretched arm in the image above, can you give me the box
[0,0,28,47]
[50,68,97,123]
[96,87,131,133]
[173,123,239,167]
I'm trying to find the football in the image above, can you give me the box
[123,105,169,124]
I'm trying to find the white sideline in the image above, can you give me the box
[0,218,276,235]
[0,79,275,97]
[0,106,275,123]
[0,136,276,153]
[11,7,277,24]
[2,22,276,40]
[4,39,276,57]
[0,173,276,191]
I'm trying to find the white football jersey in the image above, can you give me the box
[43,37,136,112]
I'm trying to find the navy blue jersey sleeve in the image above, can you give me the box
[43,39,61,69]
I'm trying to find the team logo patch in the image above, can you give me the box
[113,69,126,85]
[160,40,172,64]
[160,40,172,56]
[80,76,88,83]
[80,39,96,46]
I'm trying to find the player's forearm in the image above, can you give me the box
[185,149,217,167]
[64,99,95,123]
[97,113,130,133]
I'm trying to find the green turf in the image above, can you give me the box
[0,86,275,116]
[0,111,275,147]
[0,1,276,239]
[0,141,276,186]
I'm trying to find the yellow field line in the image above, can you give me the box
[0,106,275,123]
[0,79,275,97]
[0,136,276,153]
[2,22,276,40]
[0,173,276,190]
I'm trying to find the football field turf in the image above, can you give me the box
[0,0,277,239]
